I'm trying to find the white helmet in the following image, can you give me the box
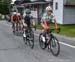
[13,12,17,15]
[46,6,52,11]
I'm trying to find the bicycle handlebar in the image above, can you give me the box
[50,28,61,33]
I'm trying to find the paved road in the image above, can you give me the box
[0,21,75,62]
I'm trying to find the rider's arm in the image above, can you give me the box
[40,13,46,25]
[40,14,48,29]
[54,18,58,29]
[31,19,35,26]
[11,15,13,22]
[30,16,35,26]
[22,14,27,27]
[52,14,58,29]
[22,19,27,27]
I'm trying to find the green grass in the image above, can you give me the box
[36,24,75,37]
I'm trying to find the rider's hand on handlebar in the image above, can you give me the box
[55,27,60,33]
[55,26,59,30]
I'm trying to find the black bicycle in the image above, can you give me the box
[39,28,60,56]
[23,27,34,49]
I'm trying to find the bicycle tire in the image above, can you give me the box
[50,36,60,56]
[39,33,46,50]
[28,31,34,49]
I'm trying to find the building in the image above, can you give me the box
[13,0,53,24]
[53,0,75,24]
[12,0,75,24]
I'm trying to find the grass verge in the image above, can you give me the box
[36,24,75,37]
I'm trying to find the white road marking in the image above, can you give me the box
[59,42,75,48]
[34,33,75,49]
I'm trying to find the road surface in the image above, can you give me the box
[0,21,75,62]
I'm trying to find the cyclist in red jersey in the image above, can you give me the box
[11,11,19,32]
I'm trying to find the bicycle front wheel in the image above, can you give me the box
[50,36,60,56]
[23,30,27,45]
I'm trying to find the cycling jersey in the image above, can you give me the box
[41,13,55,23]
[18,15,22,20]
[12,15,19,21]
[24,14,33,27]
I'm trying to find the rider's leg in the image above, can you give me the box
[16,21,18,31]
[23,23,27,37]
[41,22,47,35]
[18,20,22,31]
[18,20,20,31]
[41,22,50,43]
[40,23,47,42]
[19,20,22,31]
[12,21,15,32]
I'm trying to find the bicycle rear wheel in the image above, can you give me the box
[50,36,60,56]
[28,31,34,49]
[39,33,46,50]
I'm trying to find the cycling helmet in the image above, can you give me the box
[13,12,17,15]
[25,9,31,14]
[46,6,52,11]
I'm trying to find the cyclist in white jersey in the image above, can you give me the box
[41,6,59,31]
[40,6,59,42]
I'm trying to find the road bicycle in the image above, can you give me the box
[39,28,60,56]
[23,26,35,49]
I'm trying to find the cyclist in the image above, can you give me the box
[40,6,59,42]
[17,13,22,20]
[22,8,35,37]
[11,11,19,32]
[17,13,22,31]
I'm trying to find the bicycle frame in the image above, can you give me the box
[45,28,60,44]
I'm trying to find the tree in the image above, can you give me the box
[0,0,11,14]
